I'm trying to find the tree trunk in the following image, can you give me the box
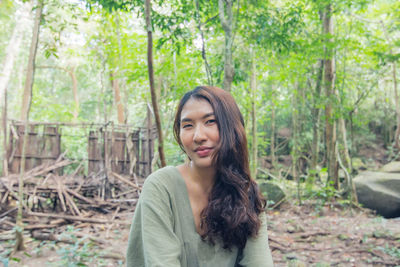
[392,62,400,149]
[20,1,42,121]
[311,60,324,172]
[67,67,79,121]
[110,72,124,124]
[292,83,301,204]
[250,49,257,178]
[379,21,400,149]
[270,94,276,168]
[114,12,128,124]
[194,0,213,85]
[323,4,338,189]
[218,0,234,91]
[339,117,351,171]
[15,0,43,253]
[0,2,31,105]
[2,83,7,176]
[145,0,166,167]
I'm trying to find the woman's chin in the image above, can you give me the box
[191,159,214,169]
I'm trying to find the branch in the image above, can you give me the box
[218,0,229,31]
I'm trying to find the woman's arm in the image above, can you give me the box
[126,178,181,267]
[238,212,274,267]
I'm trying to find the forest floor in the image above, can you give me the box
[2,200,399,267]
[269,201,400,267]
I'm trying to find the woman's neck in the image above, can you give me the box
[188,162,216,194]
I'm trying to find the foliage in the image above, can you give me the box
[0,0,399,179]
[56,226,97,267]
[376,244,400,260]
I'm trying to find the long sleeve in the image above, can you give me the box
[126,177,182,267]
[238,212,274,267]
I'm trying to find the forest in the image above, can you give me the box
[0,0,400,266]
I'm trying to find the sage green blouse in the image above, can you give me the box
[126,166,274,267]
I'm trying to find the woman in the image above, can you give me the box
[126,86,273,267]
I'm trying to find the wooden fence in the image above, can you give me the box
[6,121,156,178]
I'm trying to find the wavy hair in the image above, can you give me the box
[173,86,265,250]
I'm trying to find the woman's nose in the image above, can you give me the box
[193,125,206,143]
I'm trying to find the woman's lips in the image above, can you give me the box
[195,147,213,157]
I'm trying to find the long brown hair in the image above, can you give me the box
[173,86,265,250]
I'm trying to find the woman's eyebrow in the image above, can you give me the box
[202,113,215,119]
[181,113,215,123]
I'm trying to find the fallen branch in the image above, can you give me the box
[65,188,95,205]
[110,172,141,191]
[294,231,330,239]
[28,211,110,224]
[0,207,18,218]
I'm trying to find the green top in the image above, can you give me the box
[126,166,274,267]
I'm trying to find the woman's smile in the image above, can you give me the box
[194,146,214,157]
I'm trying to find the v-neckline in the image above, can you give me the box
[173,166,203,239]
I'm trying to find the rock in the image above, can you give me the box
[380,161,400,173]
[354,171,400,218]
[352,158,367,171]
[287,225,295,233]
[258,182,285,207]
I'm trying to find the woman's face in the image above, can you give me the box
[179,98,220,169]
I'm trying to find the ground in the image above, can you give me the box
[269,201,400,266]
[2,201,399,267]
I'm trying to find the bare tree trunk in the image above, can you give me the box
[392,62,400,149]
[2,83,7,176]
[20,1,42,121]
[311,60,324,172]
[110,72,124,124]
[145,0,166,167]
[250,49,257,178]
[323,4,338,188]
[339,117,351,171]
[173,51,178,84]
[379,21,400,149]
[218,0,234,91]
[67,67,79,121]
[292,83,301,204]
[15,0,43,253]
[194,0,213,85]
[270,93,276,168]
[114,12,128,124]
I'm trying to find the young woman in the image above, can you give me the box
[126,86,273,267]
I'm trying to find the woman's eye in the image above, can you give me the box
[206,119,216,124]
[182,124,192,129]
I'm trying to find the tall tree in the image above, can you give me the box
[194,0,213,85]
[311,60,324,172]
[380,21,400,149]
[145,0,166,167]
[15,0,43,252]
[323,3,339,188]
[20,1,42,121]
[218,0,234,91]
[110,71,124,123]
[67,67,79,120]
[250,48,257,178]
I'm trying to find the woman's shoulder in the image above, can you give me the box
[143,166,182,189]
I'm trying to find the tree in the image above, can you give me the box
[145,0,166,167]
[322,3,339,188]
[15,0,43,252]
[250,47,257,177]
[218,0,234,91]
